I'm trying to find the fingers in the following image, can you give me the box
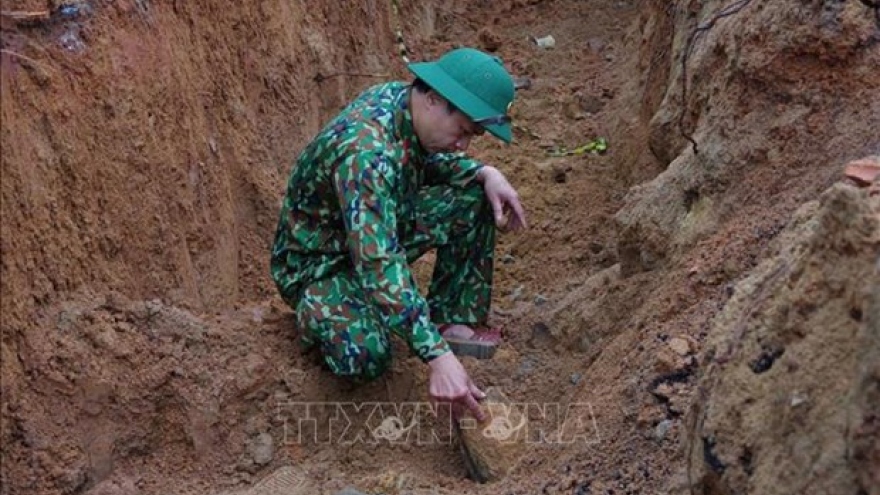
[500,196,527,231]
[488,193,505,227]
[446,396,485,423]
[427,353,487,422]
[509,197,527,230]
[463,380,487,421]
[463,393,486,422]
[482,169,527,231]
[435,388,486,423]
[469,381,486,400]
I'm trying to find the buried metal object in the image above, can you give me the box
[455,388,529,483]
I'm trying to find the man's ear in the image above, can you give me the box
[426,90,443,108]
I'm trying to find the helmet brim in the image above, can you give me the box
[408,61,513,144]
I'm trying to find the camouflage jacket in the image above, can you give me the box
[271,82,484,362]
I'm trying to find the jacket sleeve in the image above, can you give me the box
[333,150,451,362]
[424,152,484,187]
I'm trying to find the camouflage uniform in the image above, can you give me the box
[271,82,495,380]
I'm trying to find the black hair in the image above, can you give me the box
[411,78,431,94]
[411,78,457,114]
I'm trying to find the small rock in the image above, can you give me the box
[653,383,674,399]
[667,337,692,356]
[509,285,524,301]
[513,77,532,90]
[249,432,274,466]
[653,349,681,373]
[500,253,516,264]
[569,373,582,385]
[654,420,673,441]
[532,34,556,49]
[478,27,502,52]
[533,294,548,306]
[516,359,535,378]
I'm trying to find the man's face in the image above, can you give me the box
[420,92,485,154]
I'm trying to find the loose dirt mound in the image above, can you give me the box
[2,0,878,494]
[686,184,879,495]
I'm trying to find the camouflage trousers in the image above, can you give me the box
[295,183,495,380]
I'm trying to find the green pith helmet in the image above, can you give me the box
[407,47,515,143]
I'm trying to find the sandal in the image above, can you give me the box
[439,324,502,360]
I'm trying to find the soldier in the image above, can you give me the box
[271,47,526,419]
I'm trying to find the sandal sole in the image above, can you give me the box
[445,337,498,360]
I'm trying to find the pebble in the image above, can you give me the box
[667,337,692,356]
[654,419,674,441]
[513,77,532,90]
[509,285,525,301]
[790,392,808,407]
[570,372,582,385]
[653,383,674,399]
[516,359,535,378]
[249,432,275,466]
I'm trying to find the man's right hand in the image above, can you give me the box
[428,352,486,422]
[477,165,527,232]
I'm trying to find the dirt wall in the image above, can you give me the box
[686,184,879,495]
[2,2,404,493]
[1,1,404,324]
[617,0,880,276]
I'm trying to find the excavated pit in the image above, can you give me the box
[2,1,878,494]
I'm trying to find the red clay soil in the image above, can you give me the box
[1,1,878,495]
